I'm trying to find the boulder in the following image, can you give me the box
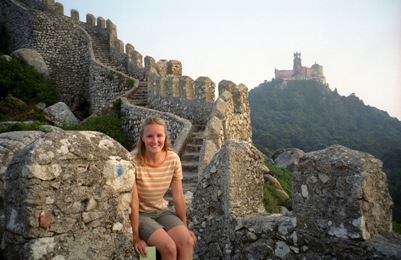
[44,101,79,126]
[293,144,393,241]
[10,48,50,79]
[0,55,12,62]
[3,130,136,259]
[0,131,45,237]
[271,148,305,171]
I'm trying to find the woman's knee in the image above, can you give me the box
[158,241,177,259]
[175,230,195,250]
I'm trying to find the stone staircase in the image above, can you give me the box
[82,25,127,74]
[180,125,204,194]
[82,24,148,107]
[126,81,148,106]
[165,126,204,205]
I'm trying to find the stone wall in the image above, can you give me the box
[3,130,135,259]
[1,0,141,117]
[2,0,91,117]
[293,144,393,241]
[119,97,192,155]
[146,57,216,126]
[89,62,138,114]
[198,80,252,175]
[192,143,401,259]
[1,0,35,50]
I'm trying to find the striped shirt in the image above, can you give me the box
[134,150,183,212]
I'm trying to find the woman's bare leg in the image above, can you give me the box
[167,225,195,260]
[147,228,177,260]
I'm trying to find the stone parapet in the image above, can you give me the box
[192,142,401,259]
[146,57,215,125]
[89,62,138,114]
[293,144,393,240]
[198,80,252,175]
[119,97,192,155]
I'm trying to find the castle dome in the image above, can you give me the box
[311,63,320,69]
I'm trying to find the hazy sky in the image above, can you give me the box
[59,0,401,120]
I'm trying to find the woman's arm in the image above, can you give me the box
[131,181,140,242]
[171,178,197,248]
[131,181,148,256]
[170,178,187,225]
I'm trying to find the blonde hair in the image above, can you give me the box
[135,116,171,165]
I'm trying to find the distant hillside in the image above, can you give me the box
[249,79,401,222]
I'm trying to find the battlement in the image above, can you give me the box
[44,1,147,81]
[145,57,215,125]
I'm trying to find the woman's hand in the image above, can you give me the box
[134,238,148,257]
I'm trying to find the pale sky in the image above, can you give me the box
[60,0,401,120]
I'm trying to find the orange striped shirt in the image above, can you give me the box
[134,150,182,212]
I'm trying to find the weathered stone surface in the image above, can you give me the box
[192,142,401,259]
[293,144,393,241]
[10,48,50,79]
[271,147,305,171]
[198,82,252,177]
[0,131,45,238]
[192,140,269,259]
[44,102,79,126]
[3,130,135,259]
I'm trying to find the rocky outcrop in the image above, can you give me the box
[293,144,393,240]
[2,130,135,259]
[271,147,305,171]
[0,131,46,236]
[43,101,80,126]
[0,55,12,62]
[10,48,50,79]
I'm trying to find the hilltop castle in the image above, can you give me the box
[275,52,326,84]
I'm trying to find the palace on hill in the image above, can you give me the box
[275,52,326,84]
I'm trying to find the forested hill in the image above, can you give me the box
[249,78,401,222]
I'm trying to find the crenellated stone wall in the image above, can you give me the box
[198,80,252,175]
[145,56,216,125]
[1,0,141,117]
[2,0,92,118]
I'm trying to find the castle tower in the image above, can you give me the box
[293,52,303,76]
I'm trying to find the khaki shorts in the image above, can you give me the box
[139,208,185,242]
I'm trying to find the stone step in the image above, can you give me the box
[181,152,199,162]
[163,126,204,206]
[191,137,203,146]
[127,81,148,106]
[185,144,201,153]
[181,161,199,172]
[183,171,198,183]
[82,25,129,75]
